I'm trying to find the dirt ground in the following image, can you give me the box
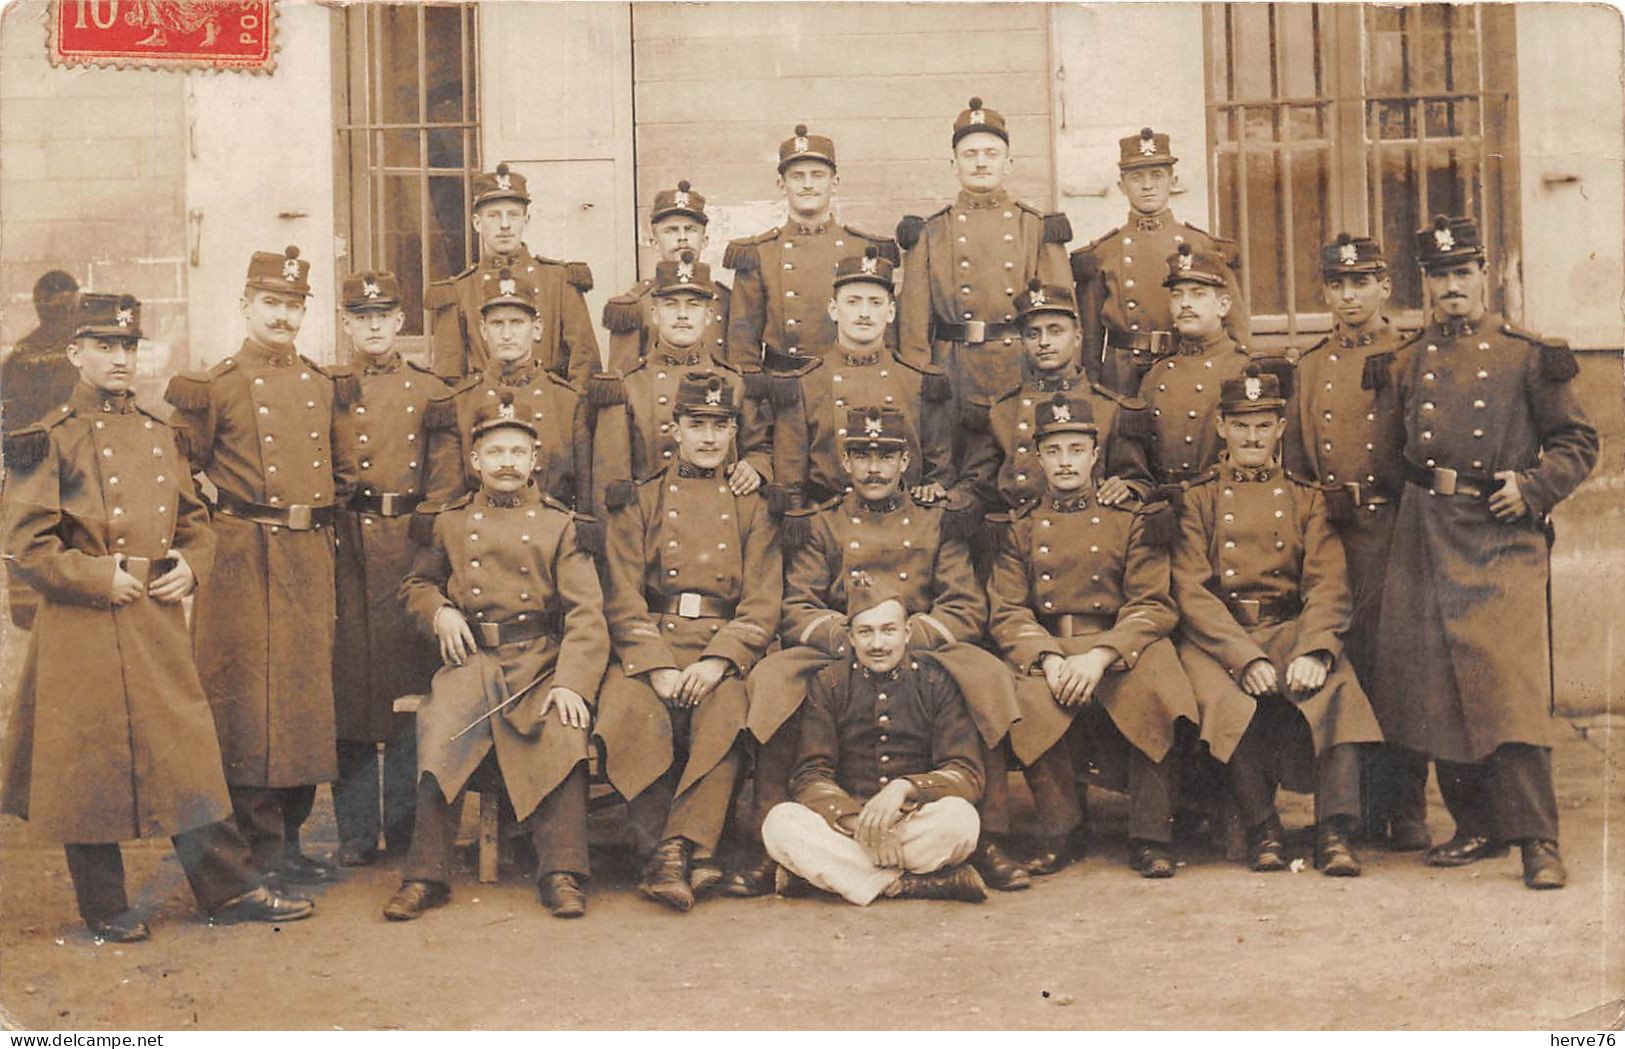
[0,726,1620,1032]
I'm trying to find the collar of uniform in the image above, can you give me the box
[243,338,296,368]
[361,351,402,375]
[1048,489,1093,512]
[1225,458,1277,483]
[856,663,902,683]
[840,347,882,367]
[676,461,717,479]
[1177,330,1230,357]
[71,381,135,415]
[856,493,902,514]
[492,359,540,387]
[1131,208,1172,232]
[1031,364,1083,393]
[481,483,536,509]
[957,188,1010,211]
[784,218,830,237]
[653,341,702,367]
[483,248,529,270]
[1433,314,1487,339]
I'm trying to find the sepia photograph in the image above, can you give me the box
[0,0,1620,1034]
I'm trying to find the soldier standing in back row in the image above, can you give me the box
[1374,216,1597,890]
[725,125,899,377]
[427,163,600,386]
[328,271,449,866]
[1282,234,1427,853]
[896,98,1072,433]
[601,180,730,372]
[1071,128,1249,394]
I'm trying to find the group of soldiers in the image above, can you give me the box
[0,99,1598,939]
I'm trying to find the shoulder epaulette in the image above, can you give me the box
[542,369,582,396]
[1296,335,1331,360]
[442,491,475,511]
[896,206,950,251]
[1014,203,1071,245]
[781,494,837,549]
[298,355,333,380]
[1088,381,1139,408]
[405,358,440,377]
[2,422,55,471]
[892,355,951,402]
[770,366,810,407]
[602,290,646,333]
[588,371,627,408]
[1078,226,1120,256]
[723,228,780,272]
[1133,498,1177,547]
[540,494,574,515]
[1070,249,1100,283]
[844,226,901,265]
[1503,323,1579,382]
[1187,466,1221,487]
[164,358,232,411]
[564,261,594,293]
[426,381,474,431]
[327,364,362,406]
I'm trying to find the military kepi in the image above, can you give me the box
[480,267,538,314]
[72,292,142,341]
[1321,233,1387,276]
[341,270,402,312]
[953,96,1008,145]
[674,370,737,418]
[245,245,312,298]
[1163,243,1229,289]
[1415,214,1485,268]
[832,246,896,293]
[470,389,539,442]
[1120,127,1176,170]
[842,406,908,449]
[1015,278,1078,319]
[472,162,529,209]
[778,124,837,173]
[653,250,715,299]
[1219,364,1287,413]
[651,180,708,225]
[1033,392,1098,439]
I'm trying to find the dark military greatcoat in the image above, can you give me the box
[602,278,730,374]
[1,384,231,842]
[427,248,599,386]
[1139,332,1259,491]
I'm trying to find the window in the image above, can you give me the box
[1205,4,1519,347]
[335,3,481,355]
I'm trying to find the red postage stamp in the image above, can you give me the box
[48,0,276,72]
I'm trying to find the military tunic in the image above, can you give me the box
[768,349,956,506]
[895,190,1071,408]
[595,465,781,803]
[724,220,899,371]
[1171,465,1382,784]
[400,485,609,821]
[961,364,1154,511]
[165,342,338,788]
[0,384,231,842]
[1,324,80,629]
[1373,315,1598,762]
[1071,212,1248,393]
[1140,332,1259,491]
[988,495,1196,766]
[330,353,448,742]
[602,278,730,374]
[427,248,599,385]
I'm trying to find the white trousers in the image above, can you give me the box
[762,796,981,906]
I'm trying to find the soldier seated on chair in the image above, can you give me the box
[761,576,990,905]
[384,392,609,921]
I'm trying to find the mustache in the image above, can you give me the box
[492,468,524,478]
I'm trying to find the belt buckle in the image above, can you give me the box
[479,621,503,647]
[120,555,153,585]
[1148,331,1172,356]
[379,492,399,517]
[677,592,703,619]
[963,320,986,344]
[1055,614,1076,638]
[286,503,313,530]
[1431,467,1458,497]
[1343,480,1364,506]
[1234,599,1261,626]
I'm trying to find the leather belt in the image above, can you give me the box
[474,611,562,648]
[115,554,176,585]
[1039,612,1116,637]
[347,491,424,517]
[216,492,334,530]
[936,319,1022,345]
[1340,480,1394,507]
[648,591,737,619]
[1107,329,1175,359]
[1224,594,1303,627]
[762,345,809,372]
[1402,458,1498,499]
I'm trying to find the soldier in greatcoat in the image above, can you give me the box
[426,163,599,385]
[597,372,781,912]
[328,271,449,866]
[1282,234,1428,852]
[384,393,609,920]
[731,408,1023,896]
[165,247,340,885]
[1070,128,1249,394]
[601,180,730,371]
[1373,215,1597,889]
[2,293,313,939]
[987,393,1198,878]
[1171,367,1383,875]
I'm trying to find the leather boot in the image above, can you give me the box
[87,910,150,943]
[1386,818,1432,853]
[1129,839,1176,879]
[1520,839,1566,890]
[538,872,588,917]
[1425,833,1508,867]
[890,864,988,903]
[1315,819,1362,877]
[1246,815,1288,872]
[971,837,1031,891]
[382,880,448,922]
[721,844,777,897]
[639,837,695,912]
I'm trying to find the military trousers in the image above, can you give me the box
[228,784,317,872]
[626,705,743,863]
[64,820,260,924]
[1361,745,1430,833]
[403,758,589,886]
[1229,696,1361,829]
[334,735,418,855]
[1435,743,1558,844]
[1025,705,1178,844]
[741,715,802,847]
[763,796,980,906]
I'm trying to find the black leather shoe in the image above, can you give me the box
[639,837,695,912]
[1425,833,1508,868]
[721,848,777,897]
[689,859,724,897]
[382,880,448,921]
[213,885,316,924]
[335,842,380,868]
[87,910,150,943]
[538,872,588,917]
[1022,835,1076,876]
[773,865,816,898]
[1386,818,1432,853]
[1130,840,1176,879]
[971,838,1031,891]
[1246,817,1288,872]
[272,851,339,884]
[1521,840,1567,890]
[1315,823,1362,877]
[892,864,988,903]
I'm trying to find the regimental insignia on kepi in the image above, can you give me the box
[470,390,539,441]
[1415,214,1485,267]
[652,179,708,224]
[1219,364,1286,412]
[953,96,1008,144]
[472,162,530,208]
[1015,279,1078,318]
[341,271,403,311]
[1320,233,1386,276]
[72,292,143,340]
[1163,243,1229,288]
[1033,392,1098,438]
[843,406,908,448]
[832,246,896,292]
[779,124,837,172]
[1120,127,1176,169]
[653,250,716,299]
[481,267,538,313]
[675,370,737,416]
[245,245,312,297]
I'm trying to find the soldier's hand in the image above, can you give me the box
[675,657,729,707]
[1097,476,1133,506]
[109,565,144,607]
[542,687,592,729]
[1056,649,1115,707]
[873,829,905,870]
[1489,471,1529,522]
[855,779,913,856]
[727,460,763,496]
[433,606,477,666]
[647,667,682,704]
[909,482,947,504]
[147,553,196,603]
[1239,658,1278,697]
[1284,653,1331,695]
[1040,653,1067,699]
